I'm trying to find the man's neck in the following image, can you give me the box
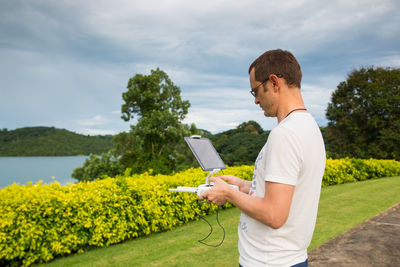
[276,87,306,123]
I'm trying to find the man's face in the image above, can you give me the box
[249,68,277,117]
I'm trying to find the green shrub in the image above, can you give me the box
[322,158,400,187]
[0,166,253,266]
[0,160,399,266]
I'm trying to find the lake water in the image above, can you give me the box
[0,156,88,188]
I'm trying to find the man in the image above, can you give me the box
[199,49,326,267]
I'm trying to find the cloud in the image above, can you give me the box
[77,115,109,127]
[301,83,335,123]
[3,1,399,66]
[373,55,400,68]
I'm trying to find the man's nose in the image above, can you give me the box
[254,97,259,105]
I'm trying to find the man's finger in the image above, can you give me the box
[218,175,229,182]
[199,189,210,200]
[210,176,223,183]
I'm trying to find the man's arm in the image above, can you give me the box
[200,176,294,229]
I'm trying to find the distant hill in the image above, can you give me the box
[0,127,113,156]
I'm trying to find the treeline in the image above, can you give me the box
[0,127,113,156]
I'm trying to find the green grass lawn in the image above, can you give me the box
[37,177,400,267]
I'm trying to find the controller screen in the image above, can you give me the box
[184,137,226,171]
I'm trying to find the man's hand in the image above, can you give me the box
[198,176,295,229]
[219,175,250,194]
[198,176,233,206]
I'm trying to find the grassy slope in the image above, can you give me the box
[38,177,400,267]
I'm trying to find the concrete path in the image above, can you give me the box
[309,203,400,266]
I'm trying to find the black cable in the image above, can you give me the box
[190,200,225,247]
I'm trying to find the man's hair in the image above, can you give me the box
[248,49,302,88]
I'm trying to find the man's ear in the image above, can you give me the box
[269,74,280,93]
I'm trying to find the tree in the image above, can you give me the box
[71,151,124,182]
[325,66,400,160]
[236,120,264,135]
[118,68,197,174]
[71,68,200,180]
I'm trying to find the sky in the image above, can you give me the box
[1,0,399,135]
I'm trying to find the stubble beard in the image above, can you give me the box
[262,104,275,118]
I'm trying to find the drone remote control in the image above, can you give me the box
[169,183,239,196]
[169,136,238,197]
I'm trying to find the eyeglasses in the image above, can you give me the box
[250,78,268,98]
[249,74,283,98]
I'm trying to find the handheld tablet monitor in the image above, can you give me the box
[184,137,226,171]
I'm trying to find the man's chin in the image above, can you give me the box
[263,110,273,117]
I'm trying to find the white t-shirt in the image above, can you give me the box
[238,112,326,267]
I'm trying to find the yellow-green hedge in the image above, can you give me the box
[1,160,399,266]
[0,166,253,266]
[323,158,400,187]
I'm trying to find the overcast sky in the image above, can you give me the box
[1,0,399,135]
